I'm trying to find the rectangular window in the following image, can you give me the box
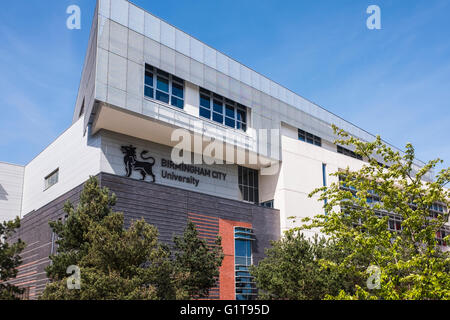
[260,200,274,208]
[298,129,321,147]
[436,230,448,247]
[144,64,184,109]
[337,145,363,160]
[44,169,59,190]
[238,166,259,204]
[234,227,257,300]
[199,87,247,132]
[322,163,328,214]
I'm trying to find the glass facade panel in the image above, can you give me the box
[234,227,257,300]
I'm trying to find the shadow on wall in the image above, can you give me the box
[0,184,8,200]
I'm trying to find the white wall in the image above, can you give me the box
[99,130,240,201]
[0,162,24,222]
[270,125,366,236]
[21,119,102,216]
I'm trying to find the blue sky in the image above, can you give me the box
[0,0,448,173]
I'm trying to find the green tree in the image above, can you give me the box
[173,220,224,299]
[299,126,450,300]
[250,231,359,300]
[41,176,223,300]
[0,217,26,300]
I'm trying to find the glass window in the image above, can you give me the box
[45,169,59,190]
[172,82,184,99]
[213,100,223,113]
[157,76,169,92]
[144,86,154,99]
[212,112,223,123]
[337,145,363,160]
[144,64,184,109]
[199,87,247,132]
[157,69,169,78]
[225,117,235,128]
[235,239,250,258]
[298,129,321,147]
[238,166,259,204]
[171,96,184,109]
[237,109,246,122]
[200,107,211,119]
[261,200,274,208]
[156,90,169,104]
[226,105,235,118]
[234,227,257,300]
[200,95,210,109]
[145,71,153,86]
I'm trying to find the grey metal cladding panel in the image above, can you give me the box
[250,206,280,264]
[190,59,204,86]
[160,45,176,75]
[175,52,190,82]
[73,4,99,125]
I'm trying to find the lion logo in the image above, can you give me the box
[120,145,156,182]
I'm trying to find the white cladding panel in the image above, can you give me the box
[275,132,367,235]
[0,163,24,222]
[21,119,102,216]
[99,130,241,201]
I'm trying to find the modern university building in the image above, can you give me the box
[0,0,447,300]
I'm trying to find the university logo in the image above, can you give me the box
[121,145,156,182]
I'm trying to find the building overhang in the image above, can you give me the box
[91,102,278,171]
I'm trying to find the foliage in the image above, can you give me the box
[0,217,26,300]
[297,125,450,300]
[250,231,359,300]
[41,176,223,300]
[173,220,224,299]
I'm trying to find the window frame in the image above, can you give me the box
[238,166,259,204]
[260,200,274,208]
[199,87,247,132]
[298,129,321,147]
[144,64,185,109]
[44,168,59,191]
[234,227,257,300]
[337,145,363,160]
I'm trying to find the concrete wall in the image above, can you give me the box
[0,162,24,222]
[21,119,102,216]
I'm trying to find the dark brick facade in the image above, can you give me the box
[8,172,280,299]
